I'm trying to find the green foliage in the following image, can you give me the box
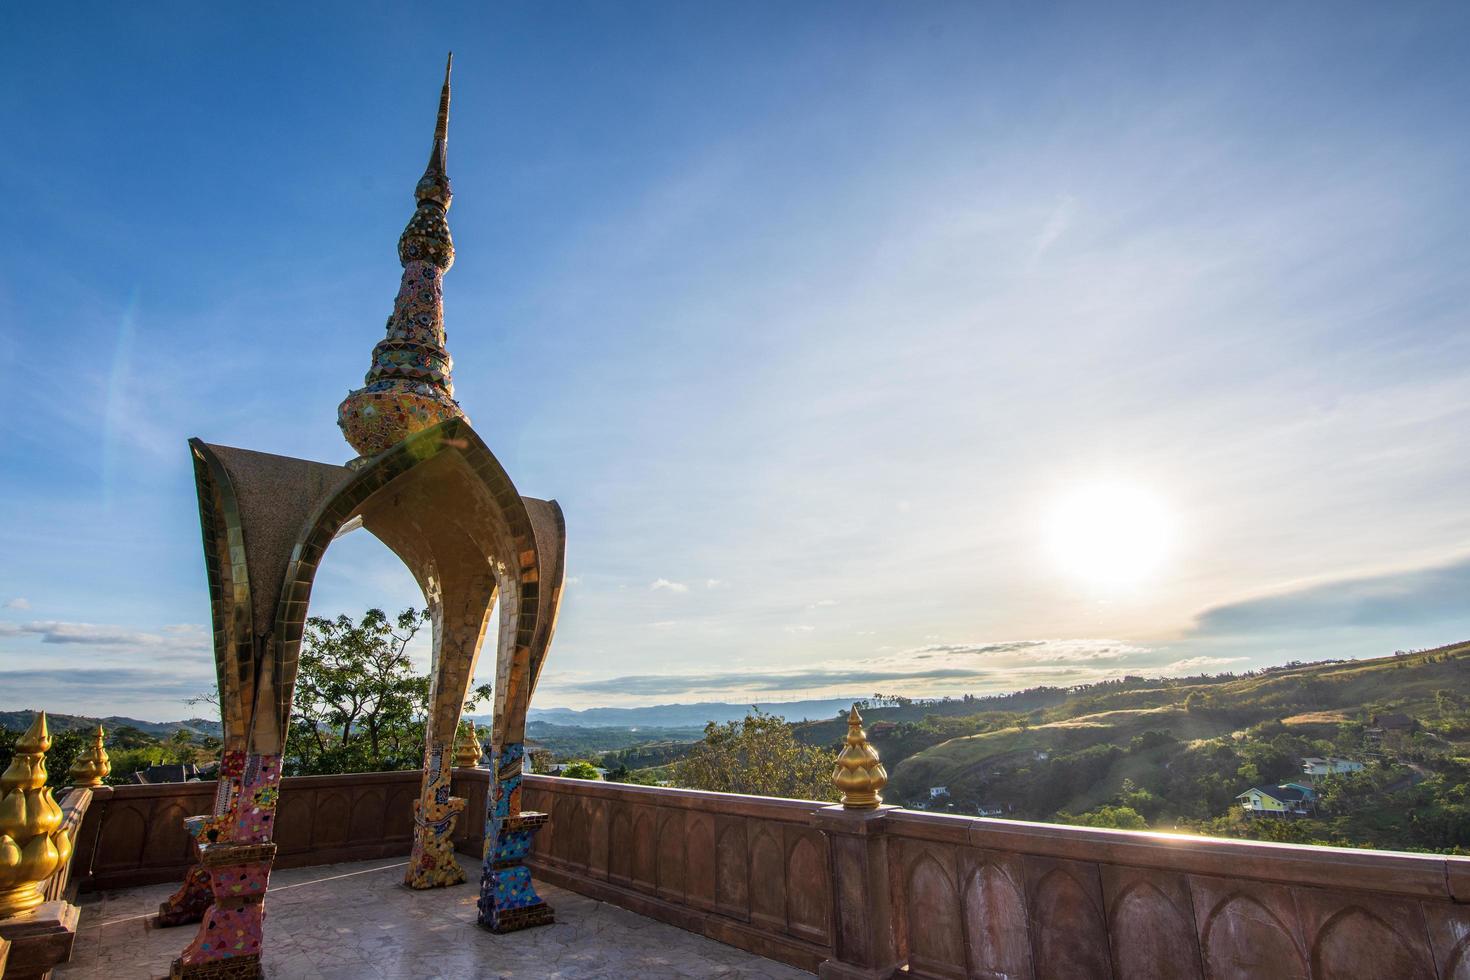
[1059,805,1148,830]
[527,722,702,761]
[606,765,662,786]
[284,607,491,776]
[673,710,839,802]
[558,760,601,780]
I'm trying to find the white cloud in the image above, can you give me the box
[543,637,1158,701]
[650,578,689,593]
[705,579,722,589]
[807,599,840,608]
[3,598,30,611]
[785,624,816,633]
[1163,656,1246,673]
[0,619,209,658]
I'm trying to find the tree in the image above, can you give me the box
[283,607,491,775]
[559,760,601,780]
[672,710,839,802]
[1060,805,1148,830]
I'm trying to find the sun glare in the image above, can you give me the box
[1045,481,1174,590]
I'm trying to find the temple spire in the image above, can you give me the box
[418,52,453,210]
[338,54,468,460]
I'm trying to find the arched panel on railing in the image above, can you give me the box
[1195,884,1307,980]
[609,804,633,886]
[1024,859,1112,980]
[1102,866,1200,980]
[905,848,965,979]
[1307,902,1434,980]
[715,815,750,920]
[748,823,787,935]
[684,811,716,911]
[657,808,687,902]
[631,805,657,892]
[963,858,1032,980]
[785,830,831,946]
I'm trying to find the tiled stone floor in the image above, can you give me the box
[54,855,810,978]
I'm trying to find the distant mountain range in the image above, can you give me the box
[1,698,862,736]
[511,697,864,729]
[0,710,222,738]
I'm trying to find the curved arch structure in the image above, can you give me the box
[164,419,565,977]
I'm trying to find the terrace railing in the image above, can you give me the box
[51,768,1470,979]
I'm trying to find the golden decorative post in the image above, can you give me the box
[0,713,73,918]
[832,706,888,810]
[455,723,483,768]
[67,726,111,788]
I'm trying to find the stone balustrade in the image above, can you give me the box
[48,768,1470,979]
[68,770,488,892]
[523,775,837,971]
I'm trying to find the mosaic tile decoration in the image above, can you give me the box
[173,51,572,969]
[478,742,553,932]
[339,56,468,459]
[170,755,282,975]
[405,742,468,889]
[171,842,277,979]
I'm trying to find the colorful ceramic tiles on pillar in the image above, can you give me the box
[157,748,252,926]
[405,743,469,889]
[170,842,277,979]
[478,742,553,932]
[169,754,282,978]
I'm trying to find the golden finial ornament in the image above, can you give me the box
[0,713,73,918]
[68,726,111,788]
[455,723,483,768]
[832,706,888,810]
[338,52,469,459]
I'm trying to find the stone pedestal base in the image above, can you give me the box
[404,796,467,890]
[0,900,79,980]
[478,812,553,933]
[170,842,276,979]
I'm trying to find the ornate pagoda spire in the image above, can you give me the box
[339,53,469,459]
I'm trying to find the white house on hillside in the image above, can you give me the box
[1302,757,1364,779]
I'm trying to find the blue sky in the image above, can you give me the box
[3,2,1470,719]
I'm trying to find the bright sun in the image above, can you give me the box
[1044,481,1174,589]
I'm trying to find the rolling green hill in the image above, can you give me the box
[790,642,1470,853]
